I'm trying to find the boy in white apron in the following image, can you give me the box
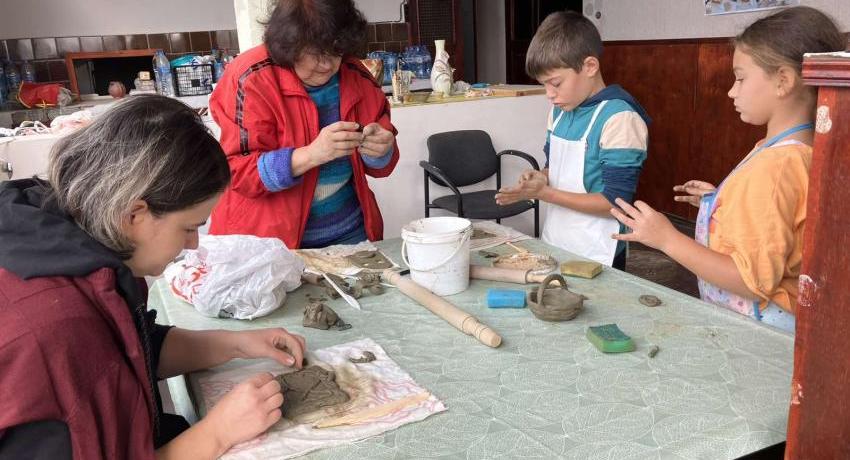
[608,7,845,333]
[496,11,650,270]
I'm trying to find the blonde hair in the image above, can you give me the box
[48,95,230,258]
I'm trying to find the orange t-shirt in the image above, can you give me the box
[709,141,812,313]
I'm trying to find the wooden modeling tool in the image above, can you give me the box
[313,391,431,429]
[322,272,361,310]
[505,241,529,254]
[382,270,502,348]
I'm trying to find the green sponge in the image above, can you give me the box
[587,324,635,353]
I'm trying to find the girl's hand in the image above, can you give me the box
[495,170,548,205]
[673,180,716,208]
[231,329,306,369]
[610,198,678,252]
[359,123,395,158]
[201,373,283,451]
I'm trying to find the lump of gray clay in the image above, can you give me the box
[275,366,350,418]
[303,301,351,330]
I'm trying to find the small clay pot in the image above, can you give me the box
[108,81,126,99]
[527,273,584,322]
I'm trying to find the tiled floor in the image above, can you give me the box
[624,216,700,298]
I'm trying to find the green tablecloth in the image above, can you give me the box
[150,238,792,459]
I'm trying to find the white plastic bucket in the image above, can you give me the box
[401,216,472,296]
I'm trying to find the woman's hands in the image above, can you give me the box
[230,328,306,369]
[199,373,283,455]
[307,121,364,165]
[359,122,395,158]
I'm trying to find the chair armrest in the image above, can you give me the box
[497,149,541,171]
[419,160,464,214]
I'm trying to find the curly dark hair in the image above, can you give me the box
[263,0,367,67]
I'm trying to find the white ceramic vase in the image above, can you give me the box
[430,39,454,98]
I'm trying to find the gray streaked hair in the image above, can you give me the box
[48,95,230,258]
[525,10,603,79]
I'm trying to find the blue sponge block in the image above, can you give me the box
[487,289,527,308]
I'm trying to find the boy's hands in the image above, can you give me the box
[673,180,716,208]
[610,198,679,252]
[495,170,548,205]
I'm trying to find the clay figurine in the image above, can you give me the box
[303,301,351,331]
[348,351,376,364]
[275,366,350,419]
[527,273,585,322]
[638,295,663,307]
[347,250,393,270]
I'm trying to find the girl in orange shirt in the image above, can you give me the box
[610,7,845,333]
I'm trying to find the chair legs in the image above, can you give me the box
[534,201,540,238]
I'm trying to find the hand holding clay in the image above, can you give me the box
[358,122,395,158]
[231,328,306,369]
[202,373,283,450]
[673,180,716,208]
[610,198,679,252]
[495,169,548,205]
[308,121,364,166]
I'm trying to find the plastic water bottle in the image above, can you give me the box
[5,61,21,93]
[211,49,225,82]
[0,64,7,106]
[412,46,425,79]
[21,61,36,83]
[421,45,432,78]
[152,50,175,96]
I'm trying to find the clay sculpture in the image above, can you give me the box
[303,301,351,331]
[275,366,351,419]
[527,273,585,321]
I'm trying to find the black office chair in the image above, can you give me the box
[420,130,540,237]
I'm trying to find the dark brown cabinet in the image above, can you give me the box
[505,0,582,84]
[406,0,467,81]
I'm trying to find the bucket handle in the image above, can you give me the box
[401,228,471,273]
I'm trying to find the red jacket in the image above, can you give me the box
[0,267,156,459]
[208,45,399,249]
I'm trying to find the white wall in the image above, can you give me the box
[585,0,850,41]
[0,0,237,39]
[475,0,507,84]
[0,0,405,40]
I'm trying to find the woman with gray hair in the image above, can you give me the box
[0,95,306,459]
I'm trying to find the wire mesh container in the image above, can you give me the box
[173,64,213,96]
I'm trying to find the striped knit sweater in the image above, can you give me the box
[255,73,392,248]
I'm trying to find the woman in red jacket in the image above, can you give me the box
[0,95,305,459]
[208,0,400,249]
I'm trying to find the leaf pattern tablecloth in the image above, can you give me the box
[151,238,792,459]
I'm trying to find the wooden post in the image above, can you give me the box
[785,53,850,459]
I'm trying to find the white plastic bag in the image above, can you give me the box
[164,234,304,319]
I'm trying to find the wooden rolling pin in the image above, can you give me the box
[470,265,549,285]
[382,270,502,348]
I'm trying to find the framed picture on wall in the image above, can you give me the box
[704,0,799,16]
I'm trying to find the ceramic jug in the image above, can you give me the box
[430,39,453,98]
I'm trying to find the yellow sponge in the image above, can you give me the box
[560,260,603,279]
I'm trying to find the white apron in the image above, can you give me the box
[541,101,620,266]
